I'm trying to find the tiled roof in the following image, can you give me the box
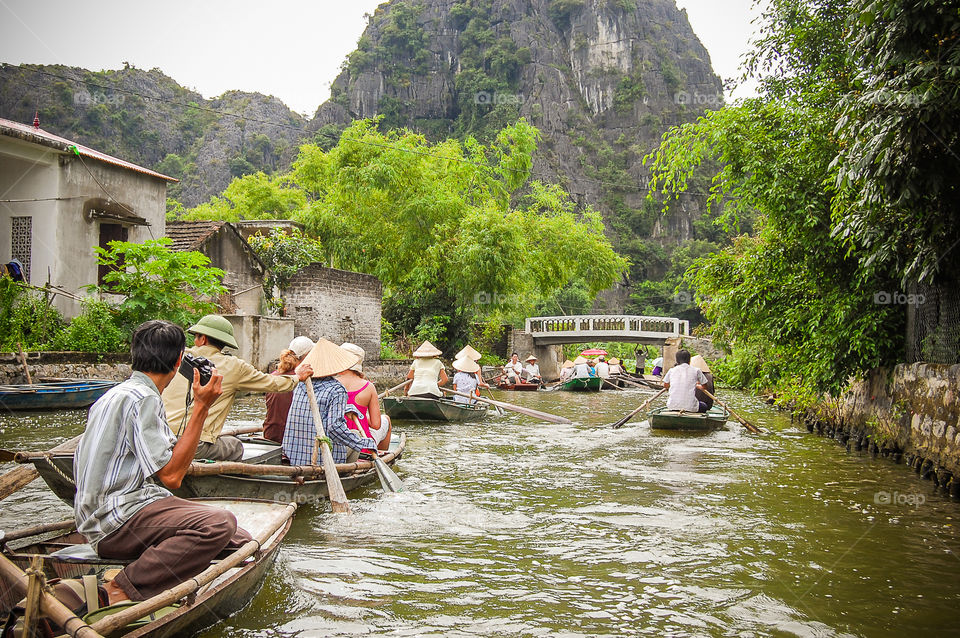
[0,116,177,182]
[165,221,227,252]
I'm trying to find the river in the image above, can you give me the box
[2,386,959,636]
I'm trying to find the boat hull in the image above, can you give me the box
[561,377,603,392]
[0,380,117,411]
[649,406,729,431]
[382,396,487,421]
[495,381,540,391]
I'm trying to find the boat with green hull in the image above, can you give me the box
[561,377,603,392]
[382,396,488,422]
[649,406,729,431]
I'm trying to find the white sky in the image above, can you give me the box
[0,0,761,116]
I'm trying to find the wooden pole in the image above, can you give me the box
[89,504,295,636]
[305,380,351,514]
[0,554,106,638]
[17,342,32,385]
[379,379,410,399]
[601,378,623,391]
[440,388,571,424]
[1,434,81,501]
[700,389,761,434]
[610,388,667,429]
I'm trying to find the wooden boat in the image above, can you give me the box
[0,498,295,637]
[22,435,406,507]
[382,396,487,422]
[561,377,603,392]
[0,379,117,411]
[495,380,540,391]
[649,406,729,431]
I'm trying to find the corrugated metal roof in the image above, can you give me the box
[0,116,178,182]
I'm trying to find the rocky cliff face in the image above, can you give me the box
[313,0,722,284]
[0,64,309,206]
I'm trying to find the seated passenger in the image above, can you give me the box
[452,357,486,403]
[662,349,708,413]
[559,359,575,382]
[406,341,448,398]
[503,352,523,384]
[691,354,716,411]
[284,339,377,465]
[523,355,542,385]
[595,356,610,379]
[650,356,664,377]
[337,342,392,452]
[572,356,590,379]
[608,357,623,376]
[263,336,314,443]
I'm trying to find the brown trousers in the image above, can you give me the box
[97,496,252,601]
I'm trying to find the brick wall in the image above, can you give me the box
[285,264,383,359]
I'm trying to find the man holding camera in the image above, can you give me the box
[74,320,252,605]
[162,314,312,461]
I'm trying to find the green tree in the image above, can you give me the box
[247,228,325,311]
[180,172,305,221]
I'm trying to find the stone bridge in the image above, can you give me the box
[524,314,690,346]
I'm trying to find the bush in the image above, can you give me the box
[52,300,126,353]
[0,277,63,351]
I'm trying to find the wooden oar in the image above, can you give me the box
[220,425,263,437]
[440,388,571,424]
[611,374,646,389]
[346,414,404,493]
[0,554,105,638]
[701,389,761,434]
[483,387,504,415]
[89,503,295,636]
[601,378,623,391]
[305,380,351,513]
[610,388,667,429]
[0,434,81,501]
[379,379,411,399]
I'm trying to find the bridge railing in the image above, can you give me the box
[525,314,689,339]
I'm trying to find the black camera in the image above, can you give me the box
[178,352,215,386]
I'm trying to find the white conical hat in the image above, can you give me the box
[412,340,443,358]
[573,356,587,365]
[301,338,360,378]
[453,357,481,373]
[456,345,482,361]
[691,355,712,373]
[525,354,538,362]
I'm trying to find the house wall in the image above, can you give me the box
[200,229,264,315]
[224,315,294,371]
[285,264,382,359]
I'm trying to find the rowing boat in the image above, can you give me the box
[561,377,602,392]
[382,396,487,421]
[648,406,729,431]
[495,380,540,391]
[21,435,406,507]
[0,498,294,637]
[0,380,117,411]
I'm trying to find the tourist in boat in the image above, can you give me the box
[262,336,314,443]
[74,320,252,607]
[595,356,610,379]
[608,357,623,376]
[523,355,542,385]
[559,359,575,382]
[650,356,664,377]
[587,360,599,377]
[572,356,590,379]
[503,352,523,384]
[337,342,391,452]
[163,315,312,461]
[691,354,715,411]
[452,357,486,403]
[662,349,709,412]
[457,344,487,388]
[284,339,378,465]
[406,340,448,398]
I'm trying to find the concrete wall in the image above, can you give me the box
[0,351,131,384]
[806,363,960,494]
[285,264,382,359]
[507,329,563,381]
[201,229,264,315]
[0,136,168,318]
[224,315,294,371]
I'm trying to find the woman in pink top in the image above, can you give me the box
[336,342,391,451]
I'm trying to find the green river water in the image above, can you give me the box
[2,387,960,637]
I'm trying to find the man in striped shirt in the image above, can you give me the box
[74,320,252,605]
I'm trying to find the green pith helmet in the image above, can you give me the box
[188,314,239,349]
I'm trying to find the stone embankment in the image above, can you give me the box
[805,363,960,496]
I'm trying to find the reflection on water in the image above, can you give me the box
[2,387,960,636]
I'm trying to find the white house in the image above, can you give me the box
[0,115,175,317]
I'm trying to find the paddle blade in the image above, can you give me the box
[374,456,405,493]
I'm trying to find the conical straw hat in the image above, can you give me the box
[301,338,361,378]
[609,357,620,365]
[573,356,587,365]
[525,354,538,362]
[456,345,482,361]
[339,342,365,373]
[691,354,712,373]
[562,360,574,369]
[412,340,442,358]
[453,357,481,373]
